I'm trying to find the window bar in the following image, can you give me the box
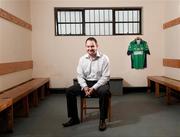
[65,12,67,34]
[108,10,110,35]
[74,12,77,34]
[139,10,141,34]
[122,11,124,34]
[112,10,115,35]
[69,12,72,34]
[58,12,60,35]
[132,10,134,33]
[107,10,110,35]
[135,10,138,34]
[82,10,85,35]
[105,10,106,35]
[59,23,62,35]
[118,11,119,34]
[94,10,96,35]
[79,12,82,34]
[60,11,63,35]
[118,11,120,34]
[127,11,129,34]
[137,10,139,33]
[69,12,71,34]
[99,10,100,35]
[89,10,91,35]
[103,10,105,35]
[56,11,58,35]
[62,11,65,34]
[58,11,60,35]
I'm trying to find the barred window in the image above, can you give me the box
[115,9,141,34]
[54,8,142,36]
[55,10,83,35]
[85,9,113,35]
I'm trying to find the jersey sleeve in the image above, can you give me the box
[144,41,150,55]
[127,42,133,55]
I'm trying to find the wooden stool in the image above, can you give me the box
[80,96,112,122]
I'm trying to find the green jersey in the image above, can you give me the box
[127,40,150,69]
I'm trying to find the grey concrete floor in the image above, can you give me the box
[1,92,180,137]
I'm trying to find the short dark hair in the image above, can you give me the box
[85,37,97,44]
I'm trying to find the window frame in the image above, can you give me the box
[54,7,142,36]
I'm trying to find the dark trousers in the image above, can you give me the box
[65,81,111,120]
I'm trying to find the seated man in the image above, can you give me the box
[62,37,111,131]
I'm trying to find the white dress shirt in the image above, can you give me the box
[77,51,110,90]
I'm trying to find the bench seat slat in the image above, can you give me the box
[0,99,12,112]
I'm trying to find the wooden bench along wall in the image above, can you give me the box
[147,76,180,105]
[0,60,50,132]
[0,78,49,132]
[0,8,50,133]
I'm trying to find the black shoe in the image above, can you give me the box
[99,119,106,131]
[62,118,80,127]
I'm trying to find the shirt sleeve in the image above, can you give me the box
[92,55,110,90]
[144,42,150,55]
[127,42,133,55]
[77,57,87,89]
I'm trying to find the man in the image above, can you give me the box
[62,37,111,131]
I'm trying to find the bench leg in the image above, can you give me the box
[24,96,29,116]
[14,96,29,117]
[45,82,50,96]
[39,86,45,100]
[0,106,14,133]
[166,87,171,105]
[32,90,39,107]
[15,96,29,117]
[147,79,151,94]
[155,83,160,97]
[6,105,14,132]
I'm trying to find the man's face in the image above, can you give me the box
[85,40,98,57]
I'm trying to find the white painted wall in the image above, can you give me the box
[1,0,178,91]
[0,0,32,92]
[163,1,180,80]
[31,0,166,88]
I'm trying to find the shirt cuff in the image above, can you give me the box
[92,84,99,91]
[81,83,88,90]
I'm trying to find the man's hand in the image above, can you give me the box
[83,87,95,97]
[83,87,90,96]
[88,87,94,96]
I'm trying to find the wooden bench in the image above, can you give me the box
[147,76,180,104]
[0,78,49,132]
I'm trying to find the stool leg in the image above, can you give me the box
[84,99,87,116]
[80,98,87,122]
[108,97,111,122]
[81,97,110,122]
[80,98,84,122]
